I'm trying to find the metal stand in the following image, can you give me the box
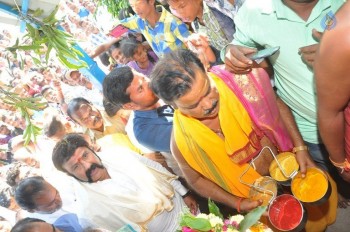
[239,146,298,204]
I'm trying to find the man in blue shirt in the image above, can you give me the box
[103,66,172,153]
[102,67,182,175]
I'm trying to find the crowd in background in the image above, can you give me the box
[0,0,349,231]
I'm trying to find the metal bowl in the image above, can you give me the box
[291,167,331,205]
[249,176,278,206]
[268,194,307,232]
[269,152,299,185]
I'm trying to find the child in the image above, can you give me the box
[120,38,158,77]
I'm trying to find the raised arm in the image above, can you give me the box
[90,37,123,59]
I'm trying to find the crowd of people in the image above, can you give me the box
[0,0,349,231]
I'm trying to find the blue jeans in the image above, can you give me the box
[304,141,332,172]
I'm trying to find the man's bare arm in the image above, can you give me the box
[90,37,122,59]
[276,97,316,175]
[170,133,262,212]
[315,19,350,180]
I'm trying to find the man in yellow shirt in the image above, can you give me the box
[150,49,337,231]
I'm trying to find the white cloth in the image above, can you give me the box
[61,82,103,108]
[0,206,16,226]
[76,147,187,231]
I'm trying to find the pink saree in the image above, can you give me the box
[209,66,293,152]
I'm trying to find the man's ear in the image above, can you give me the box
[122,102,137,110]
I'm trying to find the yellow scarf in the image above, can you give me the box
[174,72,261,197]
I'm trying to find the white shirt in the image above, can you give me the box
[76,147,188,231]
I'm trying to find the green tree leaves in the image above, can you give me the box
[6,5,87,69]
[97,0,129,19]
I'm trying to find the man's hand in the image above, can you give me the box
[185,33,215,68]
[185,33,211,49]
[224,45,257,74]
[294,150,316,177]
[299,29,323,68]
[239,198,264,213]
[183,194,198,214]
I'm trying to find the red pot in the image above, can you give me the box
[268,194,307,232]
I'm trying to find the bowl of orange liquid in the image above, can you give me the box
[269,152,299,185]
[291,167,331,205]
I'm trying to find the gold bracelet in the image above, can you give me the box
[329,157,350,172]
[292,145,308,153]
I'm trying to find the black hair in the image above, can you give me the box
[103,98,121,117]
[0,189,11,208]
[6,162,23,187]
[43,115,65,138]
[150,49,205,104]
[102,66,134,106]
[120,37,155,63]
[108,40,123,56]
[118,6,135,20]
[99,52,110,67]
[14,176,46,211]
[67,97,91,122]
[11,218,47,232]
[52,133,90,173]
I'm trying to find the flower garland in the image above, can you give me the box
[179,199,271,232]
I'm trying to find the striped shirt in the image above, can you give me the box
[121,6,191,57]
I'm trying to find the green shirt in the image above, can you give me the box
[231,0,344,143]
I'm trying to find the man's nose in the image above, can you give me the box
[202,98,213,110]
[78,159,90,172]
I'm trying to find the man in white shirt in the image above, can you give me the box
[52,133,198,231]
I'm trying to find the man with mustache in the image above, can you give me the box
[52,133,198,231]
[67,97,127,140]
[67,97,171,167]
[150,49,337,231]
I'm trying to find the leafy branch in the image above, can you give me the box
[2,1,88,144]
[6,1,87,69]
[96,0,129,19]
[0,87,47,145]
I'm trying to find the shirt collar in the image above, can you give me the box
[155,5,167,25]
[134,109,159,118]
[140,5,166,28]
[134,105,174,119]
[262,0,331,23]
